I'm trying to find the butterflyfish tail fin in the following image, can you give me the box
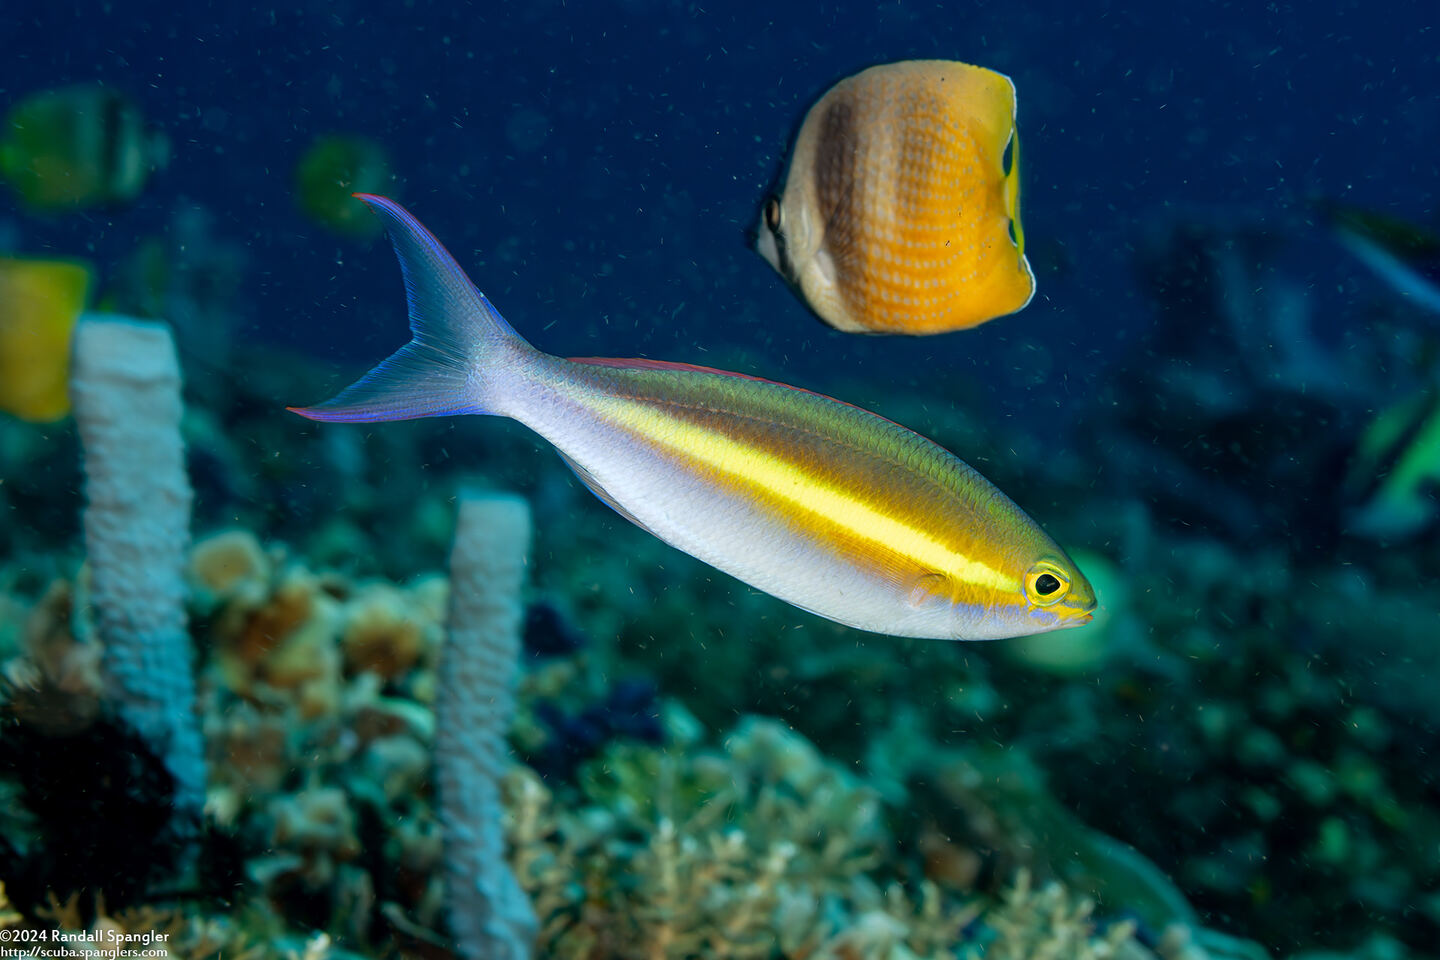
[289,194,535,423]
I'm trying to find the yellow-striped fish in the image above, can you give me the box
[756,60,1033,335]
[291,196,1093,641]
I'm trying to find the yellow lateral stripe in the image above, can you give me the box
[593,396,1017,594]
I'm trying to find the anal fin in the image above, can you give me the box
[556,450,661,539]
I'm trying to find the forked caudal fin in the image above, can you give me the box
[287,194,533,423]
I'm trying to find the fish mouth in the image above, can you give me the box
[1070,585,1099,621]
[1056,600,1096,628]
[754,222,782,272]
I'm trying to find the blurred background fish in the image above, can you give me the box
[755,59,1032,335]
[1343,386,1440,541]
[1316,199,1440,316]
[0,257,91,421]
[0,85,168,211]
[295,134,393,239]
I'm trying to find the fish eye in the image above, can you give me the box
[764,195,783,233]
[1025,562,1071,606]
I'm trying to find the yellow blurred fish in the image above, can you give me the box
[0,85,168,211]
[756,60,1034,335]
[0,257,91,421]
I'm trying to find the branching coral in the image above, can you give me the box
[503,715,977,960]
[970,871,1137,960]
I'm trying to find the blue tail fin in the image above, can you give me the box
[289,194,533,423]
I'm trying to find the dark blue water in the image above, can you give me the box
[8,0,1435,415]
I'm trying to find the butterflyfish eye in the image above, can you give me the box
[1025,563,1071,606]
[764,195,783,233]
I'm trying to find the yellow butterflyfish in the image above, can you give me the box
[0,257,91,421]
[756,60,1034,335]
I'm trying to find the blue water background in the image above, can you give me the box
[6,0,1436,430]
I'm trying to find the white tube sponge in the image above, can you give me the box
[436,493,537,960]
[69,315,206,829]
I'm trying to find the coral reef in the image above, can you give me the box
[1016,532,1440,952]
[2,307,1437,959]
[506,716,915,959]
[27,889,342,960]
[3,505,1435,959]
[1,577,103,736]
[971,871,1135,960]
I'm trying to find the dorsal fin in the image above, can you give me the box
[565,356,908,430]
[567,355,778,382]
